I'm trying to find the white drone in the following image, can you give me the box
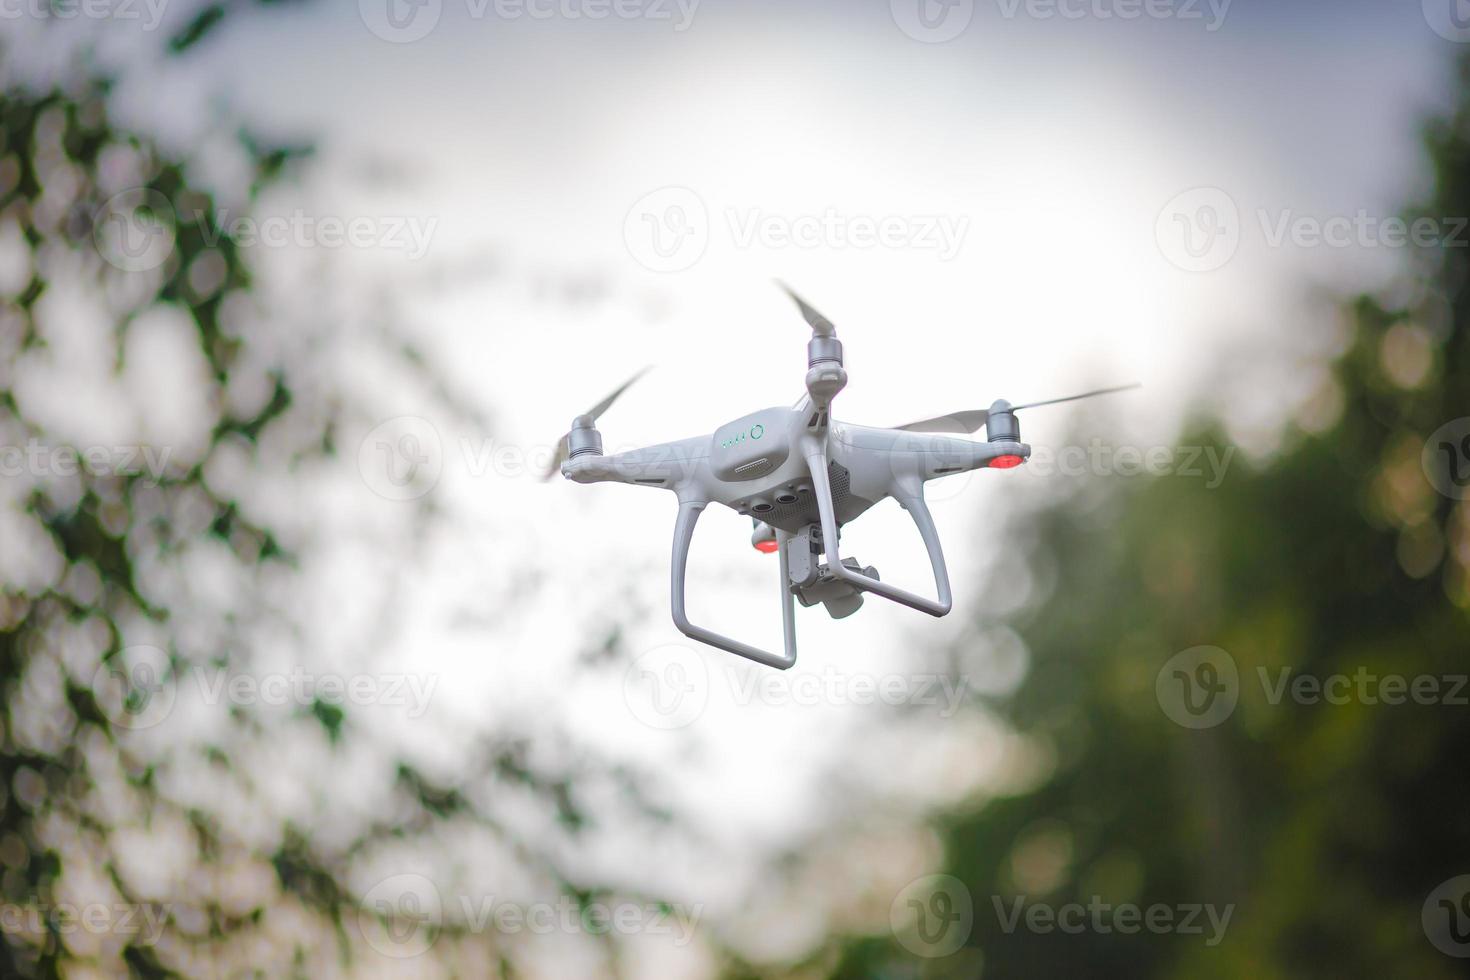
[549,285,1137,670]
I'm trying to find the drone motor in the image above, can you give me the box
[567,415,602,459]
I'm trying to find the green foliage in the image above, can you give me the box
[837,58,1470,980]
[0,20,339,973]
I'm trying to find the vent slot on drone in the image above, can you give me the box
[759,461,853,529]
[734,458,774,479]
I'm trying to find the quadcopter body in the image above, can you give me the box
[552,285,1134,670]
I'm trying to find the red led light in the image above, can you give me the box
[990,454,1024,469]
[754,539,779,554]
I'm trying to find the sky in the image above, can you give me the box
[1,0,1463,971]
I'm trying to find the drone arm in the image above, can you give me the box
[562,436,706,488]
[802,437,953,618]
[670,499,798,670]
[831,426,1030,479]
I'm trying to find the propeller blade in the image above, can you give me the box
[586,365,652,421]
[894,409,991,434]
[892,383,1139,436]
[1009,382,1142,412]
[775,281,836,337]
[541,368,651,480]
[540,434,571,482]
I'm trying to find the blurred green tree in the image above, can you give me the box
[0,28,323,978]
[0,9,504,975]
[0,11,687,975]
[839,53,1470,980]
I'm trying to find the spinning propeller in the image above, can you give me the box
[777,280,836,338]
[540,366,651,480]
[776,281,847,417]
[893,383,1142,436]
[774,281,1137,439]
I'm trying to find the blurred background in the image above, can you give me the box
[1,0,1469,975]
